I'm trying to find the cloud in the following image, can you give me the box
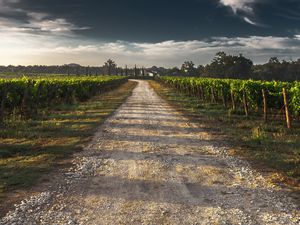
[0,0,299,66]
[0,0,20,8]
[0,32,299,67]
[219,0,256,14]
[243,17,259,26]
[219,0,263,26]
[294,35,300,40]
[0,0,88,35]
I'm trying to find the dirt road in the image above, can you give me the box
[1,80,299,224]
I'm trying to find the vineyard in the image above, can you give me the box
[0,76,128,122]
[158,76,300,128]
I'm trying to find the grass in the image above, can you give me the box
[149,80,300,186]
[0,81,137,201]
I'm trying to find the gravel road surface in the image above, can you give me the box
[1,80,299,225]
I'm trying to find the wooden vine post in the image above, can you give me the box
[197,86,200,99]
[211,87,216,103]
[231,91,236,110]
[191,86,195,96]
[21,84,29,118]
[221,87,227,108]
[262,89,267,123]
[283,88,292,129]
[0,94,5,123]
[201,86,205,101]
[243,90,249,117]
[210,87,214,103]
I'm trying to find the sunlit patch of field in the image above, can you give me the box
[0,81,137,212]
[149,80,300,186]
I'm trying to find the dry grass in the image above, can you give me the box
[149,80,300,187]
[0,81,137,204]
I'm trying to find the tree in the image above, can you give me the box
[204,52,253,79]
[125,65,128,76]
[197,65,205,77]
[168,67,183,76]
[104,59,117,75]
[134,65,138,76]
[268,57,280,64]
[181,61,197,76]
[253,57,300,81]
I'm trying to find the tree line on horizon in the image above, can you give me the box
[166,52,300,81]
[0,52,299,81]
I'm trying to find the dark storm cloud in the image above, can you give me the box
[0,0,88,35]
[1,0,299,42]
[0,0,299,66]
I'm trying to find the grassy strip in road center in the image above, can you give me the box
[0,81,137,215]
[149,80,300,188]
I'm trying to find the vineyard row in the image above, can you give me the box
[158,76,300,128]
[0,76,128,121]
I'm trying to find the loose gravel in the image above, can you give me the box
[1,80,299,225]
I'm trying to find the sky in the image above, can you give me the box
[0,0,300,67]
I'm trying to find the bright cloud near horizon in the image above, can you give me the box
[0,0,299,67]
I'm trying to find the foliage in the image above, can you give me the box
[0,76,127,120]
[204,52,253,78]
[253,57,300,81]
[181,61,198,76]
[0,65,103,77]
[290,82,300,116]
[155,54,300,81]
[103,59,117,75]
[158,76,300,116]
